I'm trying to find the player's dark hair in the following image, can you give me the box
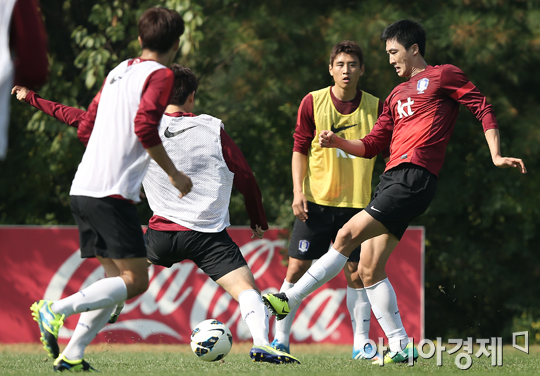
[329,40,364,66]
[380,19,426,57]
[170,64,198,106]
[138,7,185,54]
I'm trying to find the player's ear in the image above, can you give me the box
[138,36,142,47]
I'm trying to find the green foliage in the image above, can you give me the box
[2,0,540,341]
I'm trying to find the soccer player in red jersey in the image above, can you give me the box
[263,19,526,364]
[21,8,192,372]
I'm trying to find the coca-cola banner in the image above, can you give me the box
[0,226,424,345]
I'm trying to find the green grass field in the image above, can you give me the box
[1,343,538,375]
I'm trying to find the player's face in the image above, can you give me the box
[386,39,416,78]
[329,53,364,90]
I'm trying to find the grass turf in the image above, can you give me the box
[0,343,538,375]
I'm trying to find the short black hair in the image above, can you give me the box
[138,7,184,54]
[380,19,426,57]
[170,64,198,106]
[329,40,364,66]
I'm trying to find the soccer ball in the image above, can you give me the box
[190,319,233,361]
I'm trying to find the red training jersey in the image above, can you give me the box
[362,64,498,177]
[11,0,48,88]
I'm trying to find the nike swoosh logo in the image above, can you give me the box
[370,206,382,213]
[164,125,197,138]
[331,123,357,134]
[213,329,225,335]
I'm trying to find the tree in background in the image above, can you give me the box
[2,0,540,342]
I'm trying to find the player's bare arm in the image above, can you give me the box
[484,128,527,173]
[319,130,366,157]
[11,85,30,101]
[291,152,309,221]
[146,143,193,197]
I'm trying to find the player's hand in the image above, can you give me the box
[169,170,193,198]
[493,156,527,174]
[292,191,308,222]
[11,86,30,101]
[319,130,337,148]
[251,225,266,239]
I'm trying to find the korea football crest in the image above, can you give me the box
[417,78,429,94]
[298,240,310,253]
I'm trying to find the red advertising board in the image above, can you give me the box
[0,226,424,345]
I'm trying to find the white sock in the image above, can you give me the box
[286,248,348,307]
[347,286,371,350]
[238,289,269,347]
[371,305,392,337]
[273,279,300,346]
[62,304,116,360]
[365,278,408,352]
[52,277,128,317]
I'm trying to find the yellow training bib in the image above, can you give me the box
[304,87,379,208]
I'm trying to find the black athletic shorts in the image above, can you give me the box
[288,201,362,262]
[145,228,248,281]
[364,163,438,240]
[70,195,147,259]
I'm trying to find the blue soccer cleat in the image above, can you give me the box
[352,342,380,361]
[270,339,290,354]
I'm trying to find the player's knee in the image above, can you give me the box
[358,264,375,286]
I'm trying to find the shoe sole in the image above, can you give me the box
[250,349,300,364]
[30,301,60,359]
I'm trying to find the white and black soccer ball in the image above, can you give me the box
[190,319,233,362]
